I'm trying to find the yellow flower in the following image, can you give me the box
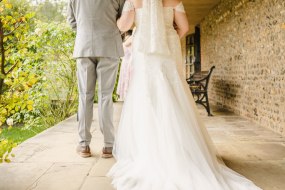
[27,100,34,105]
[27,105,33,111]
[2,139,8,145]
[5,3,13,9]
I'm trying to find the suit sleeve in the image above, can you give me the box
[67,0,77,31]
[117,0,126,19]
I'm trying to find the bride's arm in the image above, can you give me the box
[117,0,135,32]
[174,1,189,38]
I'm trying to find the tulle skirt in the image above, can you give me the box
[108,34,262,190]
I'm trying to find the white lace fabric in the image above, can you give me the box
[122,1,135,12]
[175,1,186,13]
[138,0,170,55]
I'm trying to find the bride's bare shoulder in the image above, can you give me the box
[130,0,182,8]
[129,0,142,8]
[163,0,182,7]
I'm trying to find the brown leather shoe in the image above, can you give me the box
[76,145,91,158]
[102,147,113,158]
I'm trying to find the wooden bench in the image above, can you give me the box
[186,66,215,116]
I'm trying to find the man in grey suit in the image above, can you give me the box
[67,0,125,158]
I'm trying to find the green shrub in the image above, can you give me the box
[0,0,36,162]
[0,0,121,163]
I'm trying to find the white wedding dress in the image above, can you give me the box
[108,1,263,190]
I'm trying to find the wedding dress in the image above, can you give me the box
[108,1,263,190]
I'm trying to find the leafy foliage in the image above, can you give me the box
[0,0,35,94]
[0,134,16,163]
[33,22,78,126]
[0,0,120,163]
[35,0,65,23]
[0,0,37,162]
[0,0,77,162]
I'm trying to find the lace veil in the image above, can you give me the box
[137,0,170,55]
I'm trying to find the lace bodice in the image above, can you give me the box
[123,1,186,36]
[135,7,176,36]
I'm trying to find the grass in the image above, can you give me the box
[0,124,48,162]
[0,124,48,145]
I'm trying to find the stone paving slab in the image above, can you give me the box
[0,162,53,190]
[80,177,114,190]
[28,163,93,190]
[89,158,116,177]
[224,160,285,190]
[0,103,284,190]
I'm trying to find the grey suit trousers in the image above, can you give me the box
[77,57,119,147]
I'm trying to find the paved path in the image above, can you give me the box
[0,103,284,190]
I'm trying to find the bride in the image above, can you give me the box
[108,0,263,189]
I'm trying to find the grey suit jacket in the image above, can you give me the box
[67,0,125,58]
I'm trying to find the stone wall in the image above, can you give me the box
[200,0,285,136]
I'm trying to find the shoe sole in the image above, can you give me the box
[102,154,113,159]
[77,152,91,158]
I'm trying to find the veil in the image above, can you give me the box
[137,0,170,55]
